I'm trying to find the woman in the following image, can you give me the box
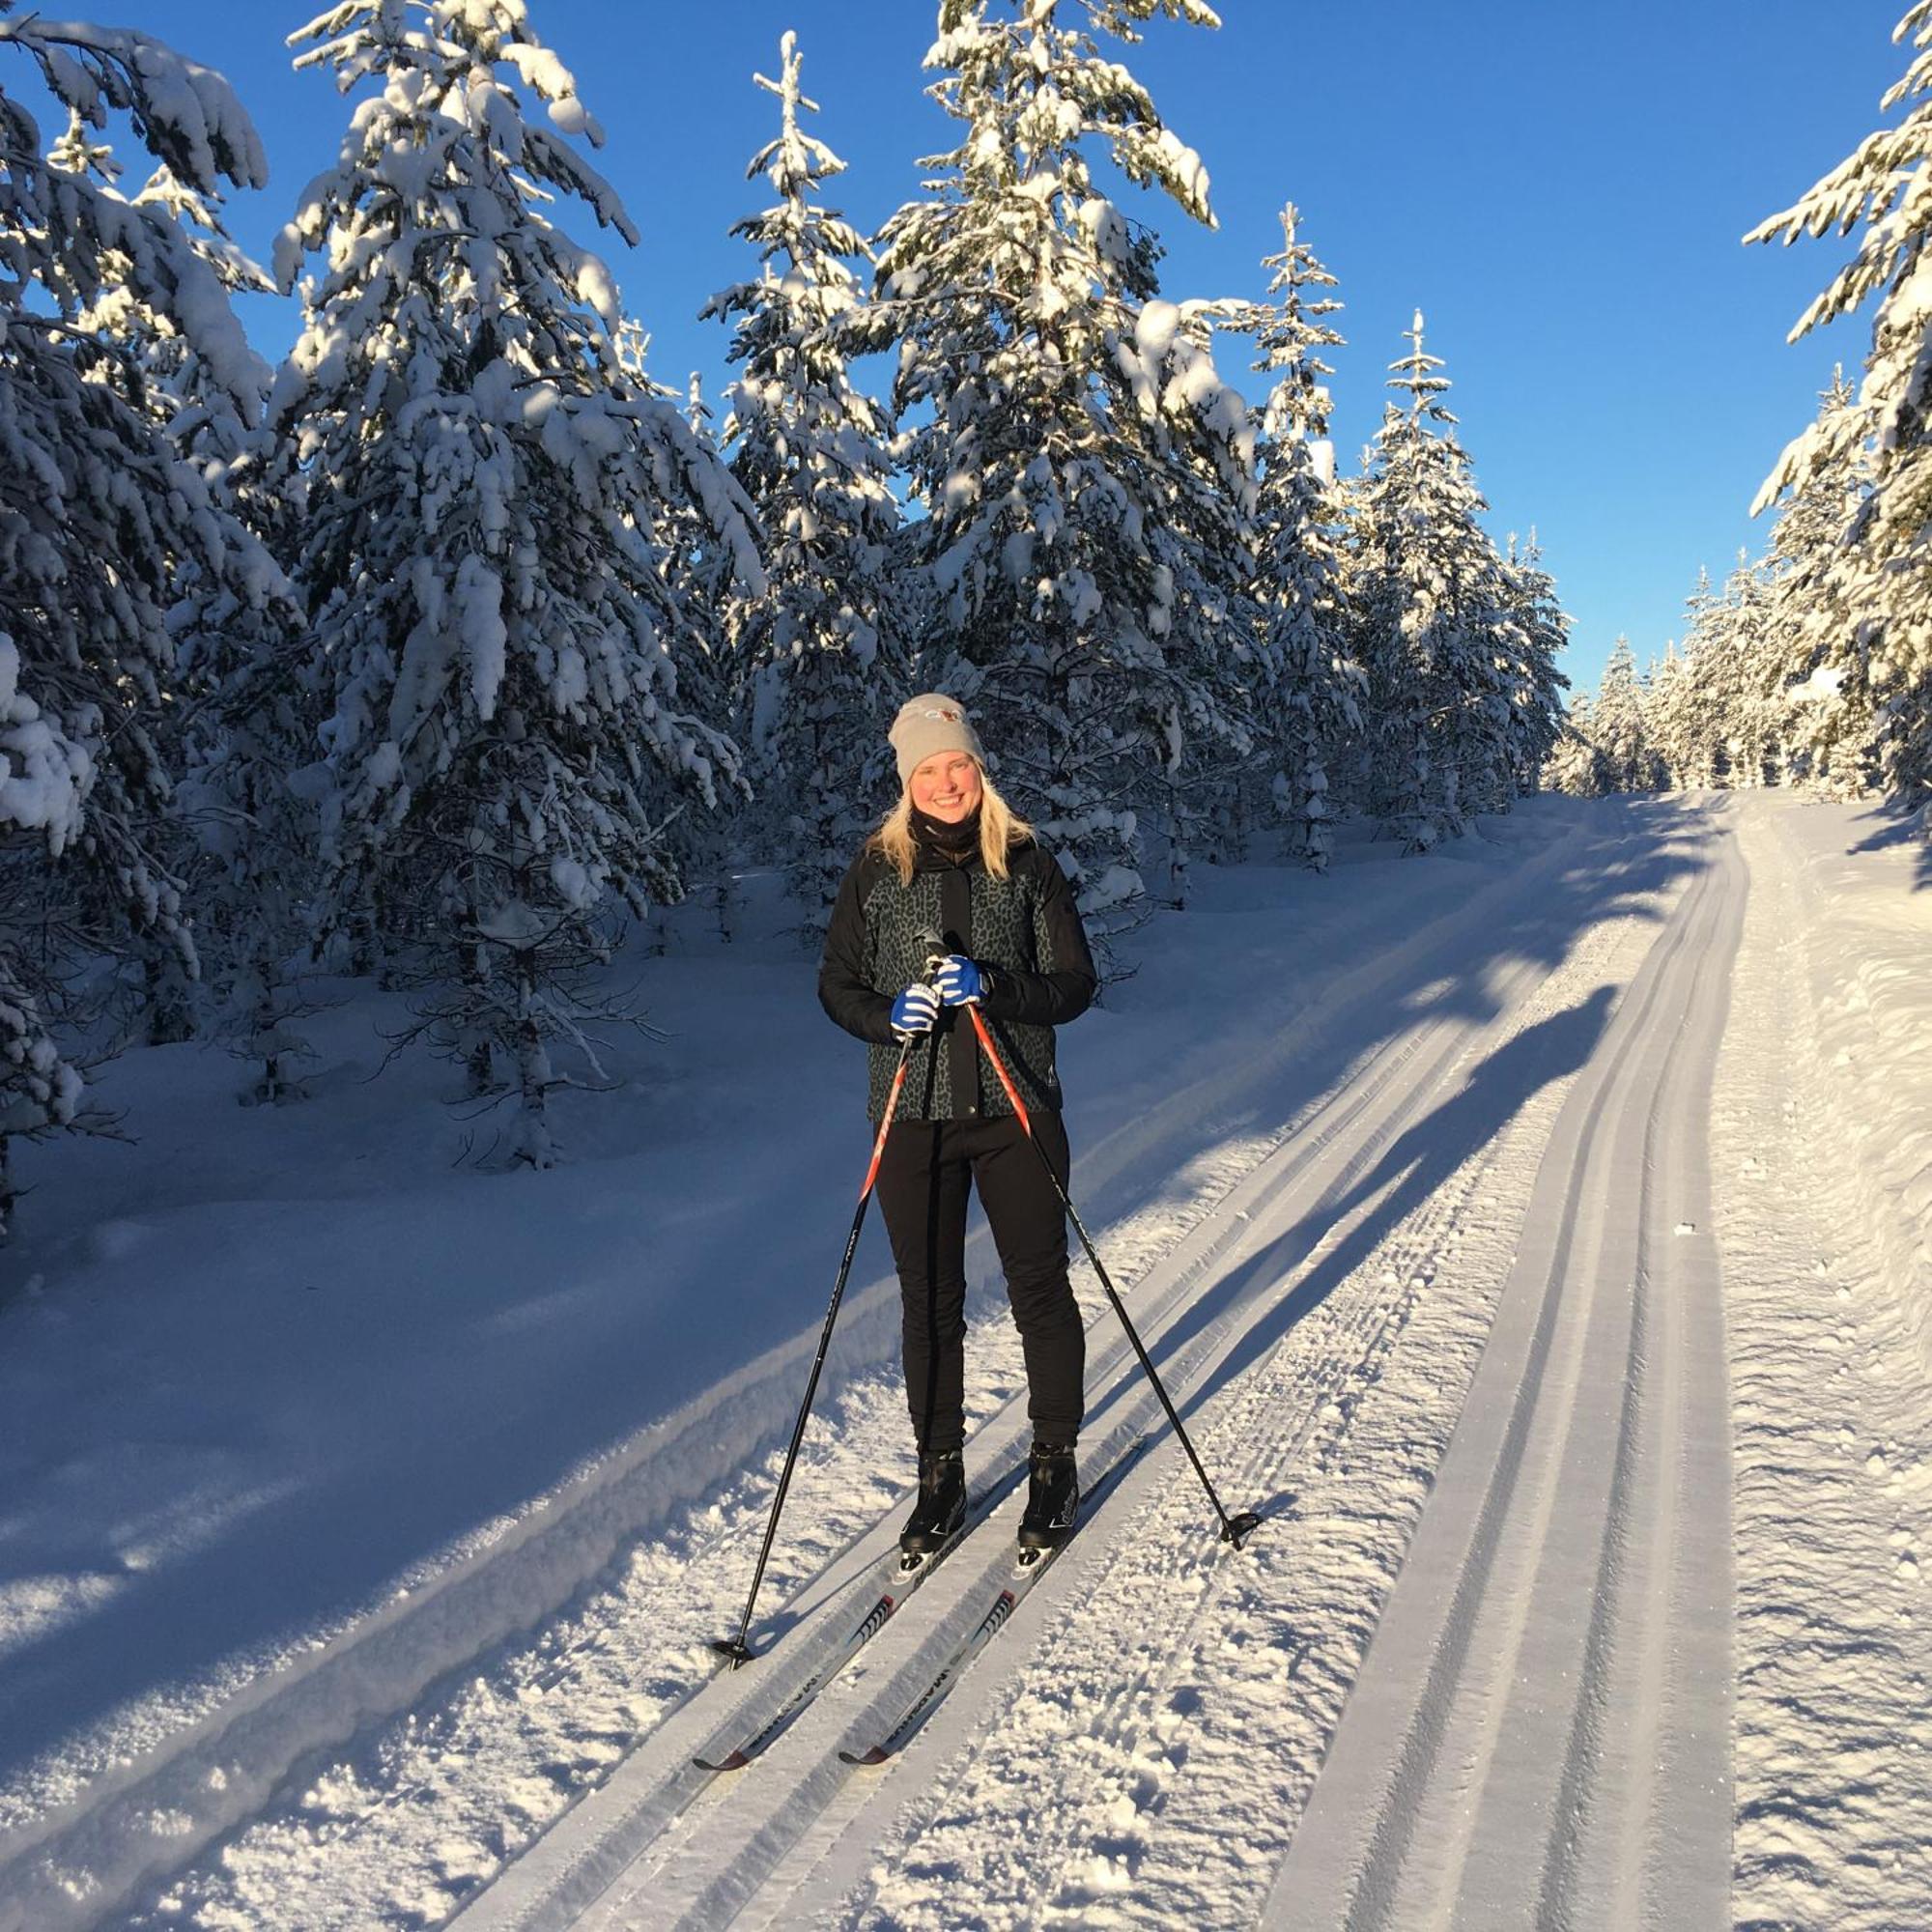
[819,694,1098,1556]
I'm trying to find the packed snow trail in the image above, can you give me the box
[1264,809,1743,1928]
[12,795,1927,1930]
[448,802,1704,1931]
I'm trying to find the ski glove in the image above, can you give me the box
[931,954,985,1007]
[891,982,942,1037]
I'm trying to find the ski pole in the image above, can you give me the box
[711,1027,923,1667]
[962,999,1263,1550]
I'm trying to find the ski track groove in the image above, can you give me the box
[14,804,1716,1932]
[879,957,1562,1928]
[1260,804,1741,1930]
[911,839,1654,1930]
[1448,857,1720,1927]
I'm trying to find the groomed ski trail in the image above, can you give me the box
[1259,800,1744,1929]
[725,803,1717,1932]
[455,805,1711,1932]
[27,799,1767,1932]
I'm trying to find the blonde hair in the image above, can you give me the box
[868,763,1034,885]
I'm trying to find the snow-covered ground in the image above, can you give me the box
[0,792,1925,1930]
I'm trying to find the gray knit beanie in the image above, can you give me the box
[889,693,984,787]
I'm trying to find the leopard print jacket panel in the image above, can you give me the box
[818,836,1098,1123]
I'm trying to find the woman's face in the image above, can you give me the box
[909,752,983,825]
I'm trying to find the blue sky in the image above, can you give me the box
[29,1,1908,693]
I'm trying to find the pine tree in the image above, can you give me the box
[1671,569,1725,787]
[1749,2,1932,813]
[852,0,1250,936]
[1646,639,1694,787]
[275,0,764,1166]
[169,411,321,1103]
[0,5,270,1225]
[1545,690,1609,797]
[41,106,286,1047]
[1679,553,1776,789]
[1591,637,1659,791]
[1233,203,1360,868]
[1498,530,1571,796]
[1759,371,1877,793]
[48,129,321,1070]
[702,32,906,933]
[1131,292,1264,903]
[1725,551,1781,788]
[1349,313,1520,848]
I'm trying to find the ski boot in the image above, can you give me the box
[900,1448,966,1561]
[1018,1441,1079,1560]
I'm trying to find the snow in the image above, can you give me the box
[0,640,92,847]
[455,554,508,721]
[0,798,1926,1930]
[1134,298,1182,364]
[1716,796,1932,1926]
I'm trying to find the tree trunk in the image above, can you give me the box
[512,950,554,1169]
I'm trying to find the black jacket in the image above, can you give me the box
[818,833,1097,1122]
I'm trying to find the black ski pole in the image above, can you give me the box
[710,1027,923,1667]
[960,993,1263,1549]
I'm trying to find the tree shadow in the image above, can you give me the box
[1847,800,1930,890]
[0,798,1719,1790]
[1084,983,1619,1520]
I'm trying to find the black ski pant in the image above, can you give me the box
[873,1111,1085,1457]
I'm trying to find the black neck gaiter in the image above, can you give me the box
[911,805,982,864]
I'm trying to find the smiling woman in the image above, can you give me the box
[817,693,1101,1556]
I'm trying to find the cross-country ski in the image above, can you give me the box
[691,1495,980,1775]
[838,1435,1152,1768]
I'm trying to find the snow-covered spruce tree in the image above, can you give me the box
[39,109,275,1047]
[1668,568,1725,787]
[0,5,270,1224]
[1759,370,1878,794]
[701,32,906,935]
[1680,552,1777,788]
[43,121,271,437]
[1750,2,1932,817]
[1726,552,1783,787]
[854,0,1254,937]
[1544,690,1609,797]
[1230,203,1360,868]
[1349,314,1520,849]
[43,120,323,1073]
[276,0,763,1166]
[1646,639,1694,787]
[1129,292,1264,904]
[1591,636,1662,791]
[671,367,759,948]
[1498,529,1571,796]
[169,416,324,1104]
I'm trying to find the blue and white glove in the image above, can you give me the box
[890,981,942,1038]
[931,954,985,1007]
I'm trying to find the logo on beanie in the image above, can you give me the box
[919,706,960,723]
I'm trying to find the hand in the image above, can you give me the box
[890,981,942,1037]
[932,954,984,1007]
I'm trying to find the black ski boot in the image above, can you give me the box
[1018,1441,1079,1553]
[900,1448,966,1557]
